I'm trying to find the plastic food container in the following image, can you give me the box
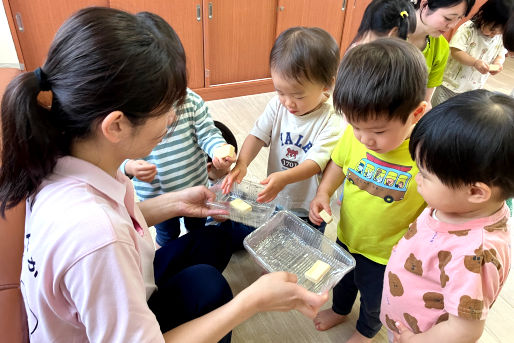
[208,179,286,227]
[244,211,356,293]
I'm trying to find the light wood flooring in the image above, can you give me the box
[206,57,514,343]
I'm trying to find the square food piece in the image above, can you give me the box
[488,64,500,71]
[230,198,252,213]
[213,145,235,159]
[305,260,331,283]
[319,209,333,224]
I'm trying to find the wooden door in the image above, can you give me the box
[203,0,277,86]
[110,0,205,89]
[275,0,347,46]
[339,0,373,55]
[7,0,108,71]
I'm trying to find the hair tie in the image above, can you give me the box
[400,10,409,18]
[34,67,51,91]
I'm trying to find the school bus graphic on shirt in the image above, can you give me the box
[347,152,412,203]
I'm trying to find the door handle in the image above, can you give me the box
[15,13,24,32]
[342,0,347,11]
[196,4,201,21]
[208,2,213,19]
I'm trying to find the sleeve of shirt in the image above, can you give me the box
[427,37,450,88]
[63,241,164,343]
[249,96,280,147]
[449,21,473,52]
[304,112,345,171]
[188,90,226,158]
[441,248,503,321]
[331,125,352,169]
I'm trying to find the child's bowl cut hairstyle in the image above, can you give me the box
[410,90,514,199]
[471,0,510,31]
[334,38,427,123]
[270,26,340,86]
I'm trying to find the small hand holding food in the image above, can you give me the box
[309,193,331,226]
[125,159,157,182]
[488,63,503,75]
[212,144,236,171]
[257,171,287,203]
[221,162,247,194]
[473,59,489,74]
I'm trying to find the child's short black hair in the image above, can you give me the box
[208,121,238,163]
[503,13,514,51]
[471,0,510,31]
[270,26,340,87]
[354,0,417,42]
[334,38,427,123]
[410,90,514,200]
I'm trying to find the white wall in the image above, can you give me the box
[0,1,20,68]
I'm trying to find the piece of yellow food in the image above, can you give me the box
[213,145,235,159]
[305,260,331,283]
[230,198,252,213]
[488,64,500,71]
[319,209,333,224]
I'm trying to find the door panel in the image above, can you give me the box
[204,0,277,86]
[110,0,205,88]
[8,0,108,71]
[339,0,372,54]
[275,0,346,45]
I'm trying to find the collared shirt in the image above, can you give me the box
[21,156,163,342]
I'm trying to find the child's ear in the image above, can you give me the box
[387,27,399,37]
[323,77,336,92]
[101,111,130,143]
[410,101,428,124]
[468,182,492,204]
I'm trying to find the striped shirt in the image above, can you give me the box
[124,89,226,201]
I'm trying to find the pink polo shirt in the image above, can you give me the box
[21,156,164,342]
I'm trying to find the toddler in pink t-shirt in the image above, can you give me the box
[381,89,513,342]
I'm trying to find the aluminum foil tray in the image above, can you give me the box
[244,211,356,293]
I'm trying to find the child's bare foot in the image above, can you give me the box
[313,308,347,331]
[346,330,373,343]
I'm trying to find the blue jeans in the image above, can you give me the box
[148,226,233,342]
[331,240,385,338]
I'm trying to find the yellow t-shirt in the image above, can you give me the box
[331,126,426,265]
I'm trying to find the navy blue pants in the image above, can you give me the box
[331,240,385,338]
[155,216,207,246]
[148,226,233,342]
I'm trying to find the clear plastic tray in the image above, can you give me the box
[208,179,283,228]
[244,211,356,293]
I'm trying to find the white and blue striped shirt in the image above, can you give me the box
[123,89,226,201]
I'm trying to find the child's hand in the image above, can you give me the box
[309,193,331,226]
[393,321,415,343]
[221,162,247,194]
[489,63,503,75]
[257,172,287,203]
[212,144,236,170]
[473,59,489,74]
[125,159,157,183]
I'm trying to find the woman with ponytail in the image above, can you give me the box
[409,0,476,108]
[0,7,327,342]
[350,0,417,48]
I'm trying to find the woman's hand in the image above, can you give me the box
[174,186,228,218]
[240,272,329,319]
[393,321,415,343]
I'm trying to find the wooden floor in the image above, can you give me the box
[206,57,514,343]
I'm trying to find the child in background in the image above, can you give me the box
[431,0,510,107]
[222,26,344,233]
[381,89,513,342]
[122,89,235,246]
[350,0,416,47]
[309,38,428,343]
